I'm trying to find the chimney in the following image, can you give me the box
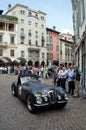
[53,26,56,30]
[8,4,11,10]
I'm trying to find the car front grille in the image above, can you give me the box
[48,90,56,104]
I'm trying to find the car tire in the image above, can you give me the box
[27,96,36,113]
[12,85,17,96]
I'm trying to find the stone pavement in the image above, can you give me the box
[0,74,86,130]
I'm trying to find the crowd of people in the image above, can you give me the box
[0,63,83,98]
[0,65,15,74]
[53,65,83,98]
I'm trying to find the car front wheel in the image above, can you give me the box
[27,96,36,113]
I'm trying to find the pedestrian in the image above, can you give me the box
[53,69,58,86]
[8,65,11,74]
[40,66,44,78]
[57,67,63,86]
[73,65,83,97]
[60,66,68,91]
[67,65,75,95]
[41,60,45,68]
[44,67,48,79]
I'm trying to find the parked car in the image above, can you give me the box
[11,71,68,113]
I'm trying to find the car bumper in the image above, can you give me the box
[34,100,68,107]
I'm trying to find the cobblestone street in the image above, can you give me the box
[0,74,86,130]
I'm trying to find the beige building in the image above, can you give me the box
[0,4,47,66]
[0,10,18,63]
[59,33,73,67]
[71,0,86,90]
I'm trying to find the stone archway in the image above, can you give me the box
[0,57,12,65]
[13,57,27,66]
[3,57,12,63]
[28,59,33,66]
[41,60,45,67]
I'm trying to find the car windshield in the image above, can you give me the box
[22,79,42,88]
[20,76,42,84]
[20,77,36,84]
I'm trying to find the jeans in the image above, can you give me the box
[74,80,80,96]
[61,78,66,91]
[68,81,75,95]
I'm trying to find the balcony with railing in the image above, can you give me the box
[0,42,8,48]
[8,23,15,31]
[0,22,5,30]
[28,44,40,51]
[0,15,18,31]
[0,22,15,32]
[0,15,18,22]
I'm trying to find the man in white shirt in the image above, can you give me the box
[60,66,68,91]
[67,65,75,95]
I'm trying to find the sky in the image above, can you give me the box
[0,0,73,34]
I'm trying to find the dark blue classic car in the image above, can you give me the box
[11,72,68,113]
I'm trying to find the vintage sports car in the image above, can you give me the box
[11,71,68,113]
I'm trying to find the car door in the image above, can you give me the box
[18,82,31,101]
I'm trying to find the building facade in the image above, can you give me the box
[0,10,18,64]
[71,0,86,89]
[46,27,60,66]
[59,33,73,67]
[0,4,48,66]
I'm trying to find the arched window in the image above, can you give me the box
[35,14,38,18]
[28,12,32,16]
[21,28,24,34]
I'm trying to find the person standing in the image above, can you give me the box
[73,65,83,97]
[44,67,48,79]
[41,60,45,68]
[60,66,68,91]
[40,66,44,78]
[57,67,63,86]
[53,69,58,86]
[67,65,75,95]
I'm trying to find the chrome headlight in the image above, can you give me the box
[64,94,68,100]
[36,97,42,104]
[57,95,61,100]
[44,96,48,102]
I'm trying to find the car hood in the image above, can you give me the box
[28,82,65,95]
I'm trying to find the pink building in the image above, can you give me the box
[46,27,60,66]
